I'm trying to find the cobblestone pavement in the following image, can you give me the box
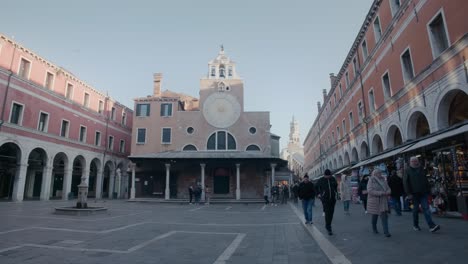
[1,200,467,264]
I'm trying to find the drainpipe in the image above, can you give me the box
[356,51,370,159]
[0,42,18,130]
[98,94,110,200]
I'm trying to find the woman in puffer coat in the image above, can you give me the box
[367,168,392,237]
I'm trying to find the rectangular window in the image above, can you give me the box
[18,58,31,79]
[374,16,382,42]
[160,103,173,117]
[218,131,226,150]
[60,120,69,137]
[66,83,74,99]
[349,112,354,130]
[9,102,24,125]
[333,93,337,106]
[345,72,350,89]
[428,12,449,58]
[83,93,90,107]
[162,128,171,144]
[336,126,340,140]
[136,104,150,117]
[382,72,391,99]
[358,102,363,122]
[45,72,54,90]
[37,112,49,132]
[121,112,127,126]
[137,128,146,144]
[368,90,376,113]
[119,140,125,153]
[228,66,233,77]
[98,100,104,114]
[353,57,358,75]
[111,107,116,120]
[362,40,368,60]
[79,126,87,143]
[342,119,346,134]
[95,131,101,146]
[108,136,114,150]
[339,83,343,97]
[390,0,401,17]
[401,49,415,83]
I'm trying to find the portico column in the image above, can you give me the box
[109,170,115,199]
[12,163,28,202]
[40,165,53,200]
[200,163,205,201]
[236,164,241,200]
[270,163,277,187]
[62,163,72,200]
[95,168,103,199]
[130,164,136,199]
[115,168,121,199]
[165,163,171,200]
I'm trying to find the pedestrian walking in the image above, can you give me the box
[263,184,270,205]
[316,169,338,235]
[358,174,369,213]
[194,184,202,204]
[281,184,289,204]
[188,185,194,204]
[298,174,315,225]
[388,170,404,216]
[367,168,392,237]
[340,174,352,215]
[271,184,279,206]
[403,156,440,233]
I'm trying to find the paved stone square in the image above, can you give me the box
[1,200,467,264]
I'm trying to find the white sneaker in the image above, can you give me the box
[365,211,368,214]
[322,212,325,217]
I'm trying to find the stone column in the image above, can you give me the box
[130,164,136,199]
[115,168,121,199]
[165,163,171,200]
[40,165,53,200]
[200,163,205,201]
[62,163,73,200]
[236,163,241,200]
[109,170,115,199]
[95,168,103,199]
[270,163,277,187]
[12,163,28,202]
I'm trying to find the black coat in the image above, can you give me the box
[298,181,315,199]
[388,175,404,197]
[316,176,338,201]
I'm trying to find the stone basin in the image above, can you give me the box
[54,206,108,216]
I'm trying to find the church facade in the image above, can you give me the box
[129,48,285,200]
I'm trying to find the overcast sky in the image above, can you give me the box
[0,0,374,149]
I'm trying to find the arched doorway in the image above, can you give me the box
[372,134,384,155]
[407,111,430,140]
[344,152,350,166]
[24,148,47,200]
[338,156,344,168]
[103,161,114,198]
[333,159,337,169]
[71,156,86,198]
[51,152,68,199]
[351,148,359,163]
[437,89,468,129]
[88,159,100,198]
[360,141,369,160]
[387,125,403,148]
[0,143,21,200]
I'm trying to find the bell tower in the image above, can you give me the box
[289,116,301,147]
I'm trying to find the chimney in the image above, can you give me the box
[329,73,337,88]
[317,102,321,112]
[322,89,327,102]
[153,73,162,97]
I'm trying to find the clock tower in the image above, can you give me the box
[200,46,244,123]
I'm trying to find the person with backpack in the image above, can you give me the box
[316,169,338,235]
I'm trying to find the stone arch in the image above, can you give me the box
[51,152,69,199]
[88,158,101,198]
[71,155,86,198]
[24,148,48,200]
[435,88,468,130]
[351,147,359,163]
[360,141,369,160]
[333,158,337,169]
[386,124,404,149]
[406,110,431,140]
[344,152,350,166]
[0,142,22,200]
[338,155,344,168]
[103,160,115,198]
[371,134,384,155]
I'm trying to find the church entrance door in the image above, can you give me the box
[213,168,230,194]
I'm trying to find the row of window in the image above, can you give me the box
[137,127,172,144]
[10,102,126,153]
[136,103,172,117]
[16,58,128,126]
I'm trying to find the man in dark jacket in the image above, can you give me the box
[403,156,440,233]
[298,175,315,224]
[388,170,404,215]
[316,169,338,235]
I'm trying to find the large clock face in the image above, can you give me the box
[203,93,241,128]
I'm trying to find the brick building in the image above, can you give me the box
[0,34,133,201]
[129,48,285,200]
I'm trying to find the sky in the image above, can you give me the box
[0,0,374,149]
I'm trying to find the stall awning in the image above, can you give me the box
[351,144,414,169]
[402,123,468,153]
[335,166,352,175]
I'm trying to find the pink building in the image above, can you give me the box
[129,48,286,200]
[0,34,133,201]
